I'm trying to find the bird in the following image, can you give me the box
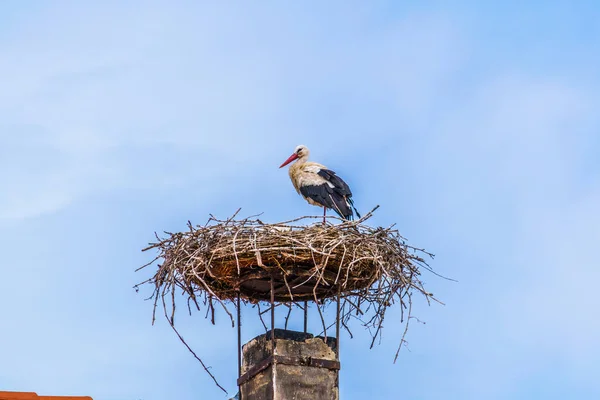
[279,145,360,222]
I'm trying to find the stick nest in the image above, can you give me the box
[136,208,438,391]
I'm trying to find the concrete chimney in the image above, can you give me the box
[238,329,340,400]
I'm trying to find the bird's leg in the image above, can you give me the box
[323,207,326,225]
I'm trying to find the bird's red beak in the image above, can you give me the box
[279,153,298,168]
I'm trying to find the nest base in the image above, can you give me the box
[232,265,349,302]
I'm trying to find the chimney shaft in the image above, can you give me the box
[238,329,339,400]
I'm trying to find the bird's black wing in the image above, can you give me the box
[299,184,337,211]
[298,170,354,220]
[300,183,352,220]
[317,169,352,196]
[299,183,352,220]
[317,168,360,220]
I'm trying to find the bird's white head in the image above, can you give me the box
[279,145,310,168]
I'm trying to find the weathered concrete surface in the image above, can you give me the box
[240,329,339,400]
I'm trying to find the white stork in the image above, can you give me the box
[279,145,360,221]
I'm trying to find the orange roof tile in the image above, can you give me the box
[0,392,92,400]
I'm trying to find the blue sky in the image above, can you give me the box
[1,1,599,399]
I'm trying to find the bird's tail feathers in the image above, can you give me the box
[330,197,348,220]
[347,197,361,220]
[329,194,359,221]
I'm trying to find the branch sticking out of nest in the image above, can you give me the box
[135,207,439,392]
